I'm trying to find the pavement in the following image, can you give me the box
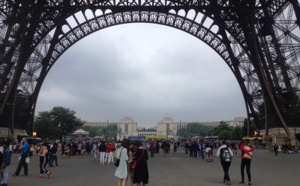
[7,148,300,186]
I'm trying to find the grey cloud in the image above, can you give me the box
[36,24,246,127]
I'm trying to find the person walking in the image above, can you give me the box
[13,137,29,176]
[217,140,233,185]
[1,141,12,186]
[239,140,254,185]
[133,140,149,186]
[49,142,59,167]
[37,143,52,179]
[114,139,129,186]
[273,144,279,156]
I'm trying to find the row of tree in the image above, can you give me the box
[81,125,118,139]
[34,106,119,141]
[34,106,259,141]
[179,120,258,140]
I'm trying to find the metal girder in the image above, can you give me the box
[0,0,299,139]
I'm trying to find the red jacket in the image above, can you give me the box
[240,142,254,159]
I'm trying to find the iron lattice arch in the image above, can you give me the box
[0,0,300,138]
[48,10,258,110]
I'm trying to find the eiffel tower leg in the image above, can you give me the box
[290,0,300,28]
[248,1,292,140]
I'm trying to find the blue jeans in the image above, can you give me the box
[49,154,58,166]
[1,166,9,184]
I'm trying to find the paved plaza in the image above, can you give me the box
[7,149,300,186]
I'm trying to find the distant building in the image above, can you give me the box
[83,116,246,140]
[156,117,189,138]
[199,117,245,128]
[227,117,246,127]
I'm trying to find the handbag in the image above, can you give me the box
[114,159,120,167]
[130,149,144,170]
[130,161,137,170]
[25,157,30,163]
[114,148,123,167]
[243,152,252,159]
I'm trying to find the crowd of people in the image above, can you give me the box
[271,143,298,155]
[0,136,298,186]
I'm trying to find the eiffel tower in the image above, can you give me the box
[0,0,299,142]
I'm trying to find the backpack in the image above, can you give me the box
[221,147,232,162]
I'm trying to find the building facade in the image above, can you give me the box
[84,116,246,140]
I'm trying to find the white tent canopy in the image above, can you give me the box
[72,129,89,135]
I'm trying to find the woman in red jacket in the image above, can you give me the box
[239,140,254,185]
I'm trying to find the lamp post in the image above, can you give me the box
[7,102,15,139]
[118,128,122,140]
[58,122,63,142]
[106,120,108,139]
[179,120,181,138]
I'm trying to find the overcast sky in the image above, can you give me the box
[35,23,247,128]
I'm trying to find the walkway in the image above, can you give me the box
[8,149,300,186]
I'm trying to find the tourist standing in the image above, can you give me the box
[114,139,129,186]
[77,143,82,156]
[61,142,66,158]
[149,141,154,157]
[133,140,149,186]
[37,143,52,179]
[1,141,12,186]
[205,143,213,162]
[173,141,177,154]
[217,140,233,185]
[13,137,29,176]
[161,141,170,156]
[199,141,205,160]
[239,140,254,185]
[98,141,106,164]
[109,140,116,162]
[192,141,199,158]
[128,142,135,186]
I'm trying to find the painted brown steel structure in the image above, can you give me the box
[0,0,299,139]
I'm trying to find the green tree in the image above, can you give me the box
[81,126,98,137]
[97,128,104,136]
[103,124,118,139]
[213,122,232,136]
[179,123,214,138]
[232,126,243,140]
[34,106,84,141]
[146,128,156,132]
[218,130,232,140]
[34,112,60,140]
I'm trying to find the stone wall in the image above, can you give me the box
[259,127,299,147]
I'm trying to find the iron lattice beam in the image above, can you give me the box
[0,0,299,139]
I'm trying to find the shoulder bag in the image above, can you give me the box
[114,148,123,167]
[130,149,144,170]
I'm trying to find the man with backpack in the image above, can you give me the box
[217,140,233,185]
